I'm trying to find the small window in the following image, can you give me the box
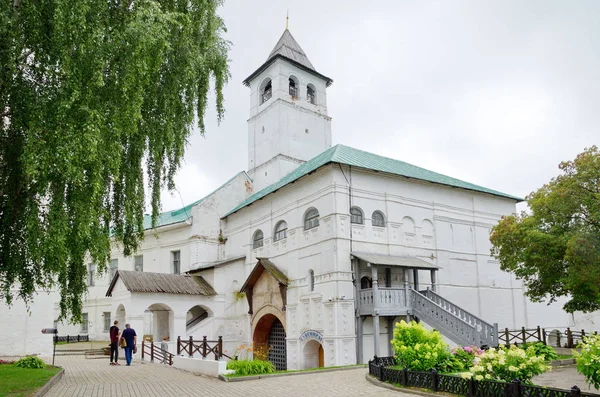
[360,276,372,289]
[307,84,316,104]
[350,207,364,224]
[253,230,264,249]
[109,259,118,280]
[260,79,272,104]
[309,269,315,291]
[172,251,180,274]
[385,268,392,288]
[103,312,111,332]
[274,221,288,242]
[289,77,298,98]
[81,313,89,333]
[87,264,95,287]
[134,255,143,272]
[372,211,385,227]
[304,208,320,230]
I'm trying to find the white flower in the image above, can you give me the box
[475,375,484,381]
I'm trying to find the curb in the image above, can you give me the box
[220,365,368,382]
[34,368,65,397]
[365,373,440,397]
[551,359,576,367]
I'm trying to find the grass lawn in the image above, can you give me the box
[0,364,61,397]
[225,364,365,378]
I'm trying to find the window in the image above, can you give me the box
[81,313,89,333]
[103,312,111,332]
[350,207,364,224]
[360,276,372,289]
[134,255,143,272]
[372,211,385,227]
[304,208,320,230]
[253,230,264,249]
[385,268,392,288]
[87,264,95,287]
[172,251,180,274]
[309,269,314,291]
[307,84,316,104]
[109,259,118,280]
[273,221,288,242]
[289,77,298,98]
[260,79,272,104]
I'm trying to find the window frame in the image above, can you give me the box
[273,221,288,242]
[307,84,316,104]
[304,208,320,230]
[360,276,372,289]
[134,255,143,272]
[350,207,364,224]
[81,313,89,333]
[372,211,386,227]
[289,76,298,98]
[260,79,272,105]
[309,269,315,291]
[253,229,264,249]
[172,250,181,274]
[103,312,111,332]
[87,264,95,287]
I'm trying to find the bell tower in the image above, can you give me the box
[244,28,333,191]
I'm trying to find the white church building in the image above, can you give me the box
[3,28,598,369]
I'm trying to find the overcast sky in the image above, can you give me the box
[158,0,600,213]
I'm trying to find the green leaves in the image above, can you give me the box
[490,146,600,313]
[0,0,229,322]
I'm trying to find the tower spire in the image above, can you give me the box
[286,10,289,30]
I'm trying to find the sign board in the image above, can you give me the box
[299,329,323,343]
[41,328,58,334]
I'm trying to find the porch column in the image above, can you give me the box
[357,316,364,363]
[430,269,437,292]
[371,263,380,358]
[353,256,362,364]
[413,269,419,291]
[387,317,394,356]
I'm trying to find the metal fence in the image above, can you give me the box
[368,356,598,397]
[56,335,90,343]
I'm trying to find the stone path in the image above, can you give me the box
[534,365,599,394]
[42,355,410,397]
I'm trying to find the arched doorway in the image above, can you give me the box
[253,314,287,371]
[303,340,324,369]
[115,304,126,327]
[186,305,211,333]
[144,303,173,342]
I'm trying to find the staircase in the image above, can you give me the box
[410,288,498,347]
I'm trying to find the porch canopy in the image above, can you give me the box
[105,270,217,297]
[350,252,440,270]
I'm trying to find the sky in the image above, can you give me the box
[158,0,600,213]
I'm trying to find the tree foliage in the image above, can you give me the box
[490,146,600,313]
[0,0,229,321]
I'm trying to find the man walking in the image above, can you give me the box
[109,320,120,366]
[121,323,137,366]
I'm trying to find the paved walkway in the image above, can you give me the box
[42,355,409,397]
[534,365,599,394]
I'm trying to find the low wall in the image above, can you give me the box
[171,356,231,378]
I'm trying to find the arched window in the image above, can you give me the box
[360,276,372,289]
[274,220,288,242]
[307,84,316,104]
[260,78,272,105]
[252,230,264,249]
[350,207,364,224]
[289,76,298,98]
[304,208,320,230]
[372,211,385,227]
[309,269,314,291]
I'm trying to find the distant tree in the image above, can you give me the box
[0,0,229,321]
[490,146,600,313]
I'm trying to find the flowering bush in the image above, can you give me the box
[232,343,269,361]
[391,320,451,371]
[462,345,550,384]
[519,342,558,362]
[451,345,484,371]
[575,333,600,388]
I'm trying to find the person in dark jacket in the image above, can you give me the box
[109,320,120,366]
[121,323,137,366]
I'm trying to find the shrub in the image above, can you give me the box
[519,342,559,362]
[14,356,46,369]
[575,333,600,388]
[451,345,484,371]
[226,359,276,376]
[462,345,550,384]
[391,320,451,372]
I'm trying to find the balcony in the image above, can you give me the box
[357,287,411,316]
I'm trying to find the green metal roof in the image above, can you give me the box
[143,171,249,231]
[224,144,522,217]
